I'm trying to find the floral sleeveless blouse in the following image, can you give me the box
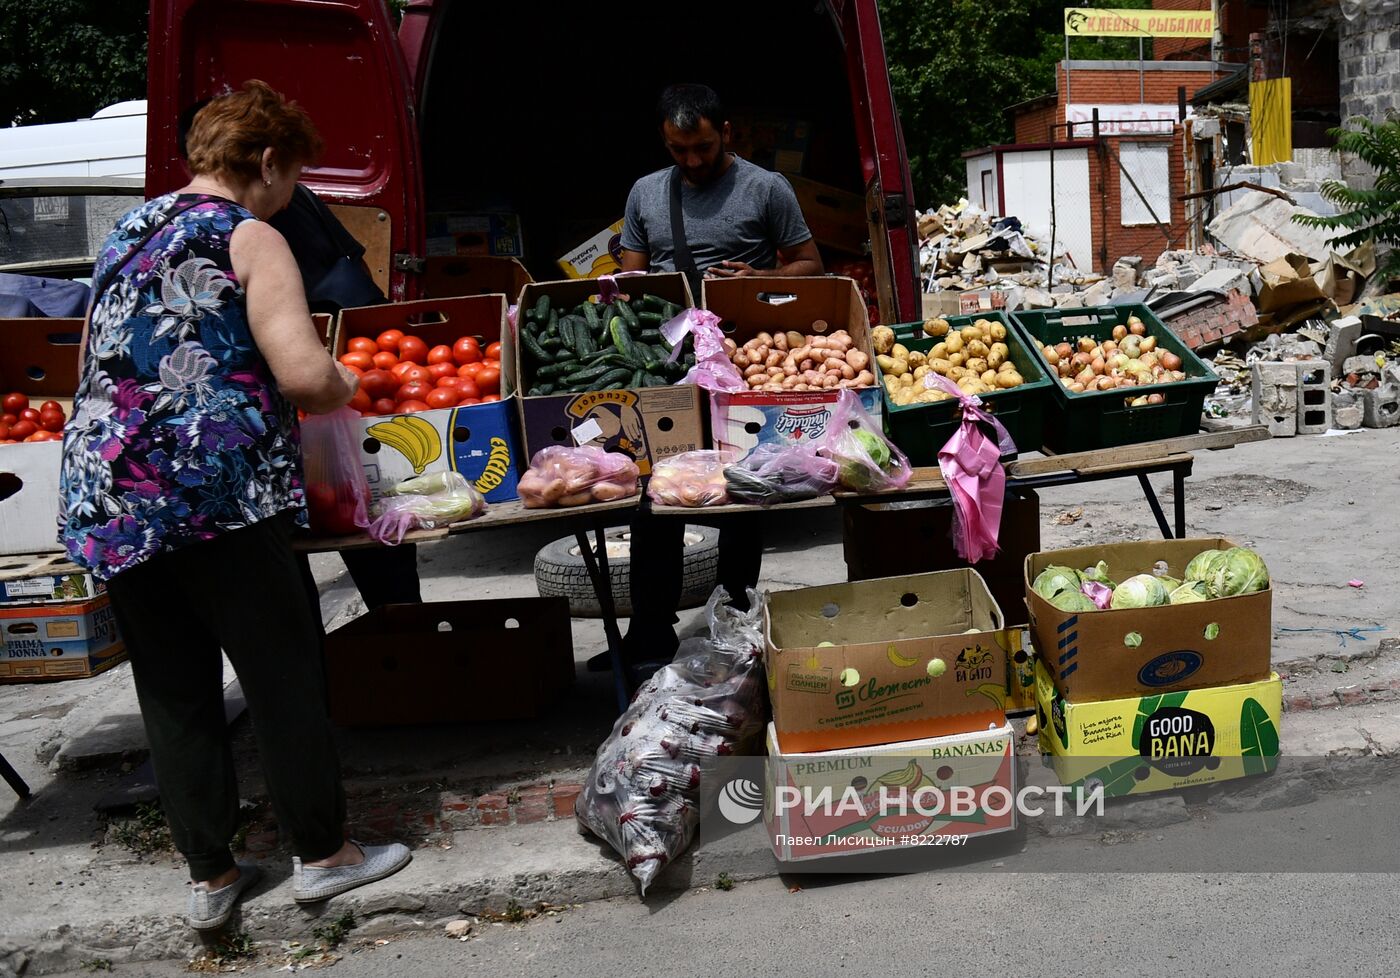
[58,193,305,580]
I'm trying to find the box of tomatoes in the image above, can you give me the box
[0,318,81,556]
[332,294,523,504]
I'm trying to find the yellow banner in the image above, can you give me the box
[1064,7,1215,38]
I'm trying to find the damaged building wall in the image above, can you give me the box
[1338,3,1400,127]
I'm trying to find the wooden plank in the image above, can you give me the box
[1067,452,1195,479]
[327,204,392,297]
[651,495,835,517]
[1006,426,1270,478]
[292,496,641,553]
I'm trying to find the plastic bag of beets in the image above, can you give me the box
[575,586,767,893]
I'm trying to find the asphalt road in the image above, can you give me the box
[54,773,1400,978]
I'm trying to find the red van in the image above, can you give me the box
[145,0,919,321]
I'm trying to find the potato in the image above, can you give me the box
[930,342,948,360]
[943,332,964,354]
[946,366,966,381]
[891,343,909,361]
[876,353,906,376]
[989,322,1006,341]
[786,331,805,350]
[990,342,1008,359]
[923,317,950,338]
[913,364,931,381]
[997,371,1024,389]
[966,339,989,359]
[906,350,927,369]
[846,350,869,371]
[965,357,988,376]
[928,357,953,375]
[987,349,1006,370]
[872,325,895,355]
[948,351,965,367]
[981,369,997,385]
[958,325,979,344]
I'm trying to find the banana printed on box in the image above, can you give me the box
[357,401,521,504]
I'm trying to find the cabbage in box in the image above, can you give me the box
[1025,537,1273,703]
[764,720,1016,862]
[702,276,880,460]
[334,295,522,503]
[1035,658,1282,798]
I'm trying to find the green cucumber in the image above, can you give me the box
[629,368,646,388]
[532,295,551,322]
[638,328,662,343]
[662,301,682,319]
[638,310,665,326]
[558,315,578,354]
[610,317,644,365]
[615,299,640,331]
[574,319,596,357]
[539,335,562,351]
[563,363,615,385]
[640,294,666,312]
[521,330,551,363]
[581,302,600,332]
[537,361,576,380]
[641,373,668,387]
[587,367,633,391]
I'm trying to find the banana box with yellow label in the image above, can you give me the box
[764,720,1016,862]
[335,295,522,503]
[1034,658,1282,798]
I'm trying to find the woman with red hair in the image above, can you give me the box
[58,80,410,930]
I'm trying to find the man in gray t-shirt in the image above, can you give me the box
[620,86,822,283]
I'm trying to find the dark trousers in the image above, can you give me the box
[625,510,763,656]
[296,544,422,634]
[105,513,346,881]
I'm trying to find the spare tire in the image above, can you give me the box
[533,524,720,618]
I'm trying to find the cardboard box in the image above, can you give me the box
[728,114,811,174]
[1035,659,1282,798]
[1257,253,1327,314]
[425,211,523,258]
[0,595,125,681]
[765,569,1008,753]
[334,296,523,503]
[704,276,878,460]
[557,219,626,280]
[0,558,103,607]
[324,598,573,725]
[764,720,1016,862]
[421,256,532,301]
[0,318,82,555]
[1025,538,1273,703]
[787,177,869,256]
[514,274,705,476]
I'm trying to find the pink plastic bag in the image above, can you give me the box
[924,374,1007,563]
[669,309,745,392]
[518,446,640,508]
[647,450,734,507]
[300,407,372,536]
[367,471,486,545]
[722,442,839,504]
[817,389,912,492]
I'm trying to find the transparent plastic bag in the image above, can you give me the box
[673,308,746,393]
[366,471,486,545]
[647,450,733,507]
[722,442,839,505]
[576,587,767,894]
[817,388,912,492]
[300,406,372,536]
[518,446,640,508]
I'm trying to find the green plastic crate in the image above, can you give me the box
[1010,304,1219,452]
[881,311,1054,463]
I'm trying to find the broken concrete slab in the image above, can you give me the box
[1205,190,1338,265]
[1191,267,1252,294]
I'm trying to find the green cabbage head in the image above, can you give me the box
[1081,560,1116,588]
[1208,547,1270,597]
[1032,565,1082,600]
[1185,549,1225,583]
[1110,573,1171,609]
[1049,588,1099,613]
[1169,581,1211,604]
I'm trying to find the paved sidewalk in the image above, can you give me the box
[1,428,1396,974]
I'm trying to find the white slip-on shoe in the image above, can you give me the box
[187,863,262,931]
[293,842,411,903]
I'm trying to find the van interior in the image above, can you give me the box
[418,0,866,281]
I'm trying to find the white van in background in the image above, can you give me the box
[0,101,146,181]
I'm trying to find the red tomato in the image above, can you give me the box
[349,389,372,414]
[485,341,502,361]
[342,363,365,378]
[454,377,479,400]
[372,397,398,416]
[39,400,61,414]
[39,411,64,432]
[0,423,10,440]
[397,399,431,414]
[0,414,15,426]
[372,351,399,371]
[425,388,458,409]
[426,361,457,382]
[0,440,14,445]
[359,369,397,400]
[390,361,416,381]
[395,381,434,403]
[481,394,501,402]
[347,337,378,355]
[398,336,429,365]
[339,351,374,370]
[453,337,482,365]
[457,362,483,380]
[400,364,432,386]
[23,431,55,442]
[475,367,501,395]
[458,397,481,406]
[435,375,463,392]
[2,393,28,414]
[306,482,360,535]
[376,329,404,353]
[426,344,455,365]
[9,420,36,439]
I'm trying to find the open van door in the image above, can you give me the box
[146,0,424,300]
[834,0,921,323]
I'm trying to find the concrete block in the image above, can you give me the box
[1324,316,1362,372]
[1054,292,1085,309]
[1334,401,1364,429]
[1296,361,1332,434]
[1361,383,1400,428]
[1191,267,1250,294]
[1081,280,1115,307]
[1113,263,1138,289]
[1251,362,1299,437]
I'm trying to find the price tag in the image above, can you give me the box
[661,310,692,349]
[571,419,603,446]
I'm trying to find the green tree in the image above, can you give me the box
[878,0,1148,209]
[0,0,148,127]
[1294,118,1400,281]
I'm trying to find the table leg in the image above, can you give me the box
[0,750,30,800]
[1173,466,1187,538]
[1137,472,1174,540]
[574,520,630,712]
